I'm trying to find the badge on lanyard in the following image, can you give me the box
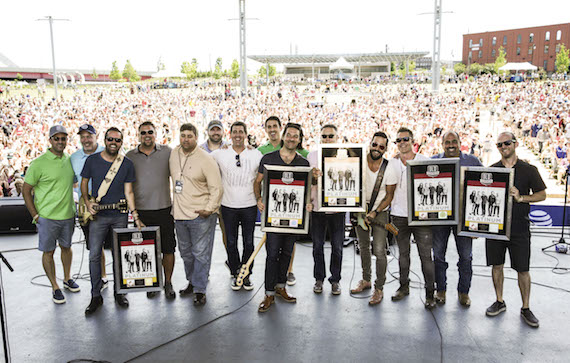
[175,180,183,194]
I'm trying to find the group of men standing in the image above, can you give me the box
[22,116,545,327]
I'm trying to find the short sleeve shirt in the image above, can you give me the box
[70,144,105,196]
[258,150,310,174]
[432,152,483,167]
[258,141,309,158]
[384,153,429,217]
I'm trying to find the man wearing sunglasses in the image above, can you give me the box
[350,131,393,305]
[81,127,143,314]
[485,132,546,328]
[23,125,78,304]
[431,131,482,307]
[126,121,176,300]
[211,121,262,291]
[384,127,437,309]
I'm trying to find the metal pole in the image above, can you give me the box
[432,0,442,92]
[47,16,58,99]
[239,0,247,92]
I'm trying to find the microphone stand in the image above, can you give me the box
[543,167,570,252]
[0,252,13,363]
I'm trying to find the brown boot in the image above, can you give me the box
[275,287,297,303]
[435,290,446,304]
[258,295,275,313]
[369,289,384,305]
[350,280,371,294]
[459,293,471,307]
[391,286,410,301]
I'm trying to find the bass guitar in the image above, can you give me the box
[236,234,267,287]
[77,196,128,226]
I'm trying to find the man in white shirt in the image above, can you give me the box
[384,127,436,309]
[212,121,262,291]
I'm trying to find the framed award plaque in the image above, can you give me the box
[458,167,514,241]
[317,143,366,212]
[407,158,460,226]
[261,165,312,234]
[112,226,163,294]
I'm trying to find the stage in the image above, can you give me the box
[0,224,569,363]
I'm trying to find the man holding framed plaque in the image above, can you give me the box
[254,123,311,313]
[432,131,482,307]
[485,131,546,328]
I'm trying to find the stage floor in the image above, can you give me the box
[1,225,569,363]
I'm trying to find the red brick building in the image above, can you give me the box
[462,23,570,72]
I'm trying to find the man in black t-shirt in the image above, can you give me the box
[254,123,311,313]
[485,132,546,328]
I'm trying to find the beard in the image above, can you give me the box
[106,146,119,155]
[370,150,382,160]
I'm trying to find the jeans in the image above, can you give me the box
[355,210,389,290]
[392,216,435,293]
[265,232,296,295]
[89,214,128,297]
[175,214,217,294]
[221,205,257,276]
[432,226,473,294]
[311,212,345,283]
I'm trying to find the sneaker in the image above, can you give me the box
[231,277,241,291]
[350,280,371,294]
[164,282,176,299]
[459,293,471,307]
[243,276,254,291]
[52,289,66,304]
[275,287,297,303]
[63,279,80,293]
[258,295,275,313]
[286,272,296,286]
[101,278,109,291]
[369,289,384,305]
[435,290,446,304]
[147,291,159,298]
[179,283,194,296]
[193,293,207,306]
[331,282,341,295]
[520,308,539,328]
[486,300,507,317]
[391,286,410,301]
[313,280,323,294]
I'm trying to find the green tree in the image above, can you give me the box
[230,59,240,79]
[555,44,570,74]
[16,73,23,81]
[483,63,496,74]
[454,63,466,75]
[122,60,140,82]
[258,64,276,78]
[390,62,396,74]
[441,64,447,75]
[469,63,483,76]
[181,61,198,79]
[213,57,223,79]
[494,46,507,74]
[91,68,99,80]
[109,61,122,81]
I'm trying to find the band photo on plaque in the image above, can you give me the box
[458,167,514,240]
[261,165,312,234]
[113,227,164,294]
[317,143,366,212]
[407,158,460,226]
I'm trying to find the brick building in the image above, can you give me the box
[462,23,570,72]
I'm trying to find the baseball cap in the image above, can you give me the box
[78,124,96,135]
[207,120,223,131]
[49,125,68,138]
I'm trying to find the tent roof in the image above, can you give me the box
[330,57,354,70]
[248,52,429,64]
[499,62,538,71]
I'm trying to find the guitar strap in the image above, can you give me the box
[368,158,389,212]
[95,154,125,203]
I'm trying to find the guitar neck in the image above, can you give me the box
[94,203,119,211]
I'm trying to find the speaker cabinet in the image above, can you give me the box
[0,197,37,233]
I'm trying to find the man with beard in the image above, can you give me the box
[70,124,109,289]
[255,123,311,312]
[23,125,79,304]
[349,131,393,304]
[200,120,228,153]
[432,131,482,306]
[127,121,176,299]
[82,127,143,314]
[485,132,546,328]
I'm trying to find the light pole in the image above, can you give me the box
[228,1,258,93]
[36,16,69,100]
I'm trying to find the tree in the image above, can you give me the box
[494,46,507,74]
[181,61,198,79]
[109,61,122,81]
[258,64,276,78]
[122,60,140,82]
[213,57,223,79]
[230,59,240,79]
[454,63,466,75]
[16,73,23,81]
[390,62,396,75]
[555,44,570,74]
[91,68,99,80]
[157,56,166,72]
[469,63,483,76]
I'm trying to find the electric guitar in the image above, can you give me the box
[78,195,128,226]
[356,212,399,236]
[236,234,267,287]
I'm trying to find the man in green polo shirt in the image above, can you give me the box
[23,125,79,304]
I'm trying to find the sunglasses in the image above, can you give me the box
[322,134,335,139]
[496,140,516,148]
[371,142,386,150]
[51,136,67,142]
[395,136,411,144]
[140,130,154,136]
[106,137,123,143]
[235,154,241,167]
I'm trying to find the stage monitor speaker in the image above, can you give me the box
[0,197,37,233]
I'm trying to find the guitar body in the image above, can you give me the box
[77,195,128,226]
[236,234,267,287]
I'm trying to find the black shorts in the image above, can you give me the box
[138,207,176,254]
[486,233,530,272]
[81,223,113,250]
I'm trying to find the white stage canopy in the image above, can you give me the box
[499,62,538,71]
[329,57,354,71]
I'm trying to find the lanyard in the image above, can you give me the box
[178,148,191,179]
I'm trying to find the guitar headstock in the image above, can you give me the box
[236,265,250,287]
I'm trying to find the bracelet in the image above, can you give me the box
[33,214,39,222]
